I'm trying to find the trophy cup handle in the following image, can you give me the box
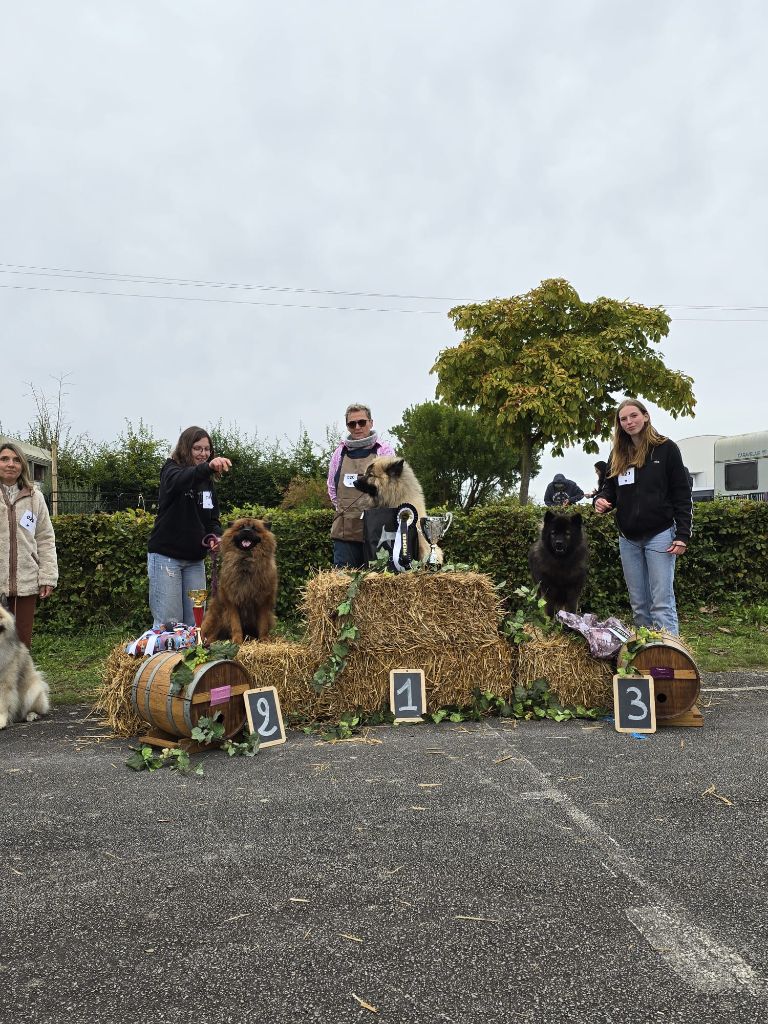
[443,512,453,533]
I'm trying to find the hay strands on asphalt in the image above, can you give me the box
[454,914,501,923]
[701,784,734,806]
[351,993,379,1014]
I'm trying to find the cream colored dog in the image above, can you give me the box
[0,604,50,729]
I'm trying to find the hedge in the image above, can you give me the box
[36,501,768,633]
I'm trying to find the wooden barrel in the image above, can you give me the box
[620,636,700,719]
[130,651,251,739]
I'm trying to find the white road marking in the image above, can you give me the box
[701,685,768,693]
[626,906,767,995]
[487,725,767,995]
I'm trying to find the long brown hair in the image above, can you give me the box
[607,399,667,477]
[171,427,214,467]
[0,442,34,490]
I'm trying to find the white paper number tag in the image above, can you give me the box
[201,491,214,509]
[618,468,635,486]
[19,510,37,532]
[343,473,358,488]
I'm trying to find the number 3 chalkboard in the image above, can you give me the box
[613,674,656,733]
[389,669,426,723]
[243,686,286,748]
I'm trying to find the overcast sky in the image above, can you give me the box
[2,1,766,501]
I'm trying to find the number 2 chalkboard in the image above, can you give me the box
[389,669,426,723]
[243,686,286,748]
[613,674,656,734]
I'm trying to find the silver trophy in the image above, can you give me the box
[419,512,453,568]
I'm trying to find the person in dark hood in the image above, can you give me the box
[543,473,584,508]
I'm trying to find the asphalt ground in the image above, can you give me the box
[1,670,767,1024]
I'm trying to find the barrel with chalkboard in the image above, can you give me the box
[131,651,252,739]
[619,636,700,719]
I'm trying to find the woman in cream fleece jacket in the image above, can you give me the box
[0,443,59,648]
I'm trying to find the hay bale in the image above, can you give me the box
[516,628,613,709]
[236,640,318,720]
[301,570,513,713]
[94,645,145,738]
[302,570,505,653]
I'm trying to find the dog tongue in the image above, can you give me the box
[241,540,252,548]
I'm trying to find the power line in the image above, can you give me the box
[0,282,446,314]
[1,263,767,321]
[0,262,458,303]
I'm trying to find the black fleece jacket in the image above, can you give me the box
[147,460,222,561]
[598,440,692,542]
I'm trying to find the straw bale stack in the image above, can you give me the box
[95,569,514,732]
[300,569,513,714]
[516,627,613,709]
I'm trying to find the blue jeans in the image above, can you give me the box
[618,527,679,635]
[332,539,366,569]
[147,553,206,628]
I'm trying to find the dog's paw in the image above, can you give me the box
[0,714,8,730]
[25,711,40,722]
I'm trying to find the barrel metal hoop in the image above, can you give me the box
[182,660,214,732]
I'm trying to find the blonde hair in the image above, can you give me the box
[0,443,33,490]
[607,399,667,478]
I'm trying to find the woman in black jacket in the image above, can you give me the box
[595,399,691,635]
[147,426,231,627]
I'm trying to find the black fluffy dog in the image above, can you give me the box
[528,511,589,617]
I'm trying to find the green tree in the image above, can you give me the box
[390,401,534,510]
[88,419,168,500]
[211,423,330,512]
[432,278,696,503]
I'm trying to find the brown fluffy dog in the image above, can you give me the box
[353,456,430,560]
[201,518,278,644]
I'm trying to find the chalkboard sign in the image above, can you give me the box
[389,669,426,723]
[243,686,286,748]
[612,674,656,734]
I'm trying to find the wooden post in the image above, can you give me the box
[50,438,58,517]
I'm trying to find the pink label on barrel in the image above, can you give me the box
[209,685,231,706]
[649,667,675,679]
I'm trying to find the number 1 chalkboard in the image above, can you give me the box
[243,686,286,748]
[389,669,426,723]
[613,674,656,733]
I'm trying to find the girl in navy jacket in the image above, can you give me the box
[595,399,691,635]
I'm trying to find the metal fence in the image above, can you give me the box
[45,491,150,515]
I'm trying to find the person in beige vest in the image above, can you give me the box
[326,403,395,568]
[0,443,59,648]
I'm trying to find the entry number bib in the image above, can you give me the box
[343,473,358,488]
[618,468,635,486]
[19,510,37,532]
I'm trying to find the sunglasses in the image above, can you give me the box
[346,419,369,429]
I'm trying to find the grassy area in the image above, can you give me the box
[32,627,130,706]
[680,604,768,671]
[31,604,768,708]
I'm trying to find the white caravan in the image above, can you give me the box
[714,431,768,501]
[677,431,768,501]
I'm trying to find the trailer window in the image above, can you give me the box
[724,461,758,491]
